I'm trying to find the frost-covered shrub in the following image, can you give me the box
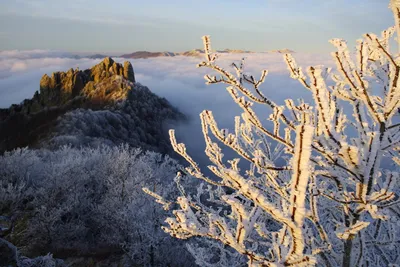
[186,239,247,267]
[0,145,192,266]
[147,2,400,266]
[47,83,184,155]
[0,237,67,267]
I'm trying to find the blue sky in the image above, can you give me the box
[0,0,393,54]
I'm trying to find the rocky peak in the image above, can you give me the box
[33,57,136,112]
[39,68,87,107]
[0,57,183,154]
[88,57,135,84]
[123,61,135,83]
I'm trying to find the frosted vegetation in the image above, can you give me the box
[47,83,183,154]
[0,145,193,266]
[146,1,400,266]
[1,1,400,267]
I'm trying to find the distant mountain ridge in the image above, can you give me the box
[120,51,179,59]
[119,48,295,59]
[264,49,295,54]
[84,48,295,59]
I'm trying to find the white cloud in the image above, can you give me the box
[0,50,332,165]
[125,53,332,166]
[0,50,75,60]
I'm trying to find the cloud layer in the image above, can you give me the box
[128,53,333,166]
[0,50,332,165]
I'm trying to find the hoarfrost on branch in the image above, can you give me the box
[146,2,400,266]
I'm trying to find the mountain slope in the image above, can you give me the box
[0,57,184,154]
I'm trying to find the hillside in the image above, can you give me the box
[0,57,191,266]
[0,57,184,154]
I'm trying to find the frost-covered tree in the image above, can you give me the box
[147,1,400,266]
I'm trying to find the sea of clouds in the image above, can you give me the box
[0,50,333,166]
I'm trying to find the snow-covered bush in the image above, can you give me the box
[0,238,67,267]
[147,1,400,266]
[0,145,192,266]
[47,83,184,155]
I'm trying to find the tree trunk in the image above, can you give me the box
[342,236,354,267]
[150,244,154,267]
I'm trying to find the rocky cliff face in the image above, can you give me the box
[0,57,183,154]
[3,57,136,117]
[37,57,135,110]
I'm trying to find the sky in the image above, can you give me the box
[0,0,393,54]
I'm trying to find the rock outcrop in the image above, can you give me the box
[38,68,87,107]
[8,57,136,116]
[88,56,135,83]
[123,61,135,82]
[38,57,135,108]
